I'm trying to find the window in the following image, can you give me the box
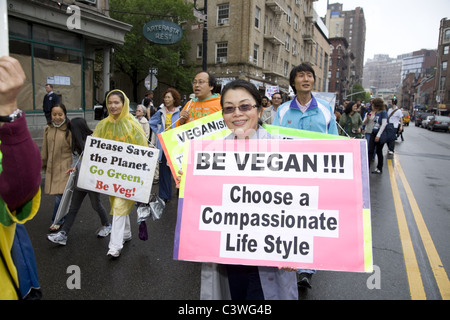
[253,44,259,65]
[285,34,290,51]
[444,45,449,55]
[442,61,448,71]
[294,14,299,30]
[217,3,229,25]
[445,29,450,43]
[292,40,298,56]
[197,44,203,59]
[287,6,292,24]
[284,61,289,76]
[255,6,261,29]
[216,42,228,63]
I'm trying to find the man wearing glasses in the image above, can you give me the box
[177,71,221,126]
[261,92,283,125]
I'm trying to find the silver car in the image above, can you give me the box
[429,115,450,132]
[422,116,434,129]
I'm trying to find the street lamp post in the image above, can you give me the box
[194,0,208,71]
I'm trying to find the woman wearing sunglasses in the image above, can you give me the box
[179,80,297,300]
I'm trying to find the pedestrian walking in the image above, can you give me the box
[93,90,148,258]
[368,98,388,174]
[338,101,363,138]
[47,118,111,246]
[176,71,221,126]
[177,79,298,300]
[386,99,403,154]
[135,104,150,140]
[41,103,72,232]
[42,84,60,124]
[150,88,181,203]
[273,63,338,289]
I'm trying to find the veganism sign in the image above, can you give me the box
[174,138,373,273]
[158,111,231,182]
[77,136,159,202]
[143,20,183,45]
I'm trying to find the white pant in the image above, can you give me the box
[109,215,131,251]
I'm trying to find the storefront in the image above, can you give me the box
[7,0,131,141]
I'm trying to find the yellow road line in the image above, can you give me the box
[387,159,426,300]
[394,159,450,300]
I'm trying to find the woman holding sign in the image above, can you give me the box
[93,90,148,258]
[178,80,298,300]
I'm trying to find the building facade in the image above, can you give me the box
[325,2,365,87]
[328,37,353,103]
[185,0,326,97]
[363,54,403,94]
[7,0,131,142]
[434,18,450,113]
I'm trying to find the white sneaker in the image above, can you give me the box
[47,231,67,245]
[107,249,120,258]
[97,224,112,237]
[388,150,394,155]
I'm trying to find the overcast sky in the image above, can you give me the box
[314,0,450,64]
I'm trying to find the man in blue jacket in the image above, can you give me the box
[273,63,338,290]
[273,63,337,135]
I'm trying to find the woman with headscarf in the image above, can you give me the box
[93,90,148,258]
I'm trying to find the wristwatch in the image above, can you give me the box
[0,109,23,122]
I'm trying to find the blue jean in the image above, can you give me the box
[51,194,63,224]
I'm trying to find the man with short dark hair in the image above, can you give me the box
[42,83,60,124]
[177,71,221,126]
[261,92,283,125]
[273,63,338,289]
[273,63,338,134]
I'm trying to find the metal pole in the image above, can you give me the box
[202,0,207,71]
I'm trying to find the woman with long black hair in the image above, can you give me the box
[47,118,111,245]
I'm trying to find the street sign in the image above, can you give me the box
[145,74,158,91]
[143,20,183,45]
[193,9,207,21]
[191,24,204,30]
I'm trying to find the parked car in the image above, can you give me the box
[415,112,432,127]
[428,115,450,132]
[421,115,434,129]
[402,110,410,126]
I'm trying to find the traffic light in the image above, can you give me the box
[370,92,373,98]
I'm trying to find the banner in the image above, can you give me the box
[77,136,159,203]
[174,138,372,273]
[158,111,231,182]
[263,124,348,140]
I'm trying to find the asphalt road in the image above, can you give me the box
[23,123,450,301]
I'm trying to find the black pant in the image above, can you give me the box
[368,132,385,172]
[226,265,264,300]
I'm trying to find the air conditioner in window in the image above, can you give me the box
[78,0,97,5]
[218,18,229,25]
[217,57,227,63]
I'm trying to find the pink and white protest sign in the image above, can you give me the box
[174,138,372,273]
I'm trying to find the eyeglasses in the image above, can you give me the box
[192,79,208,85]
[222,104,257,114]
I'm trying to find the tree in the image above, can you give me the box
[109,0,196,102]
[350,83,367,102]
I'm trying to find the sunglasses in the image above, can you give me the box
[222,104,257,114]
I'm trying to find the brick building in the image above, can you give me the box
[185,0,327,97]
